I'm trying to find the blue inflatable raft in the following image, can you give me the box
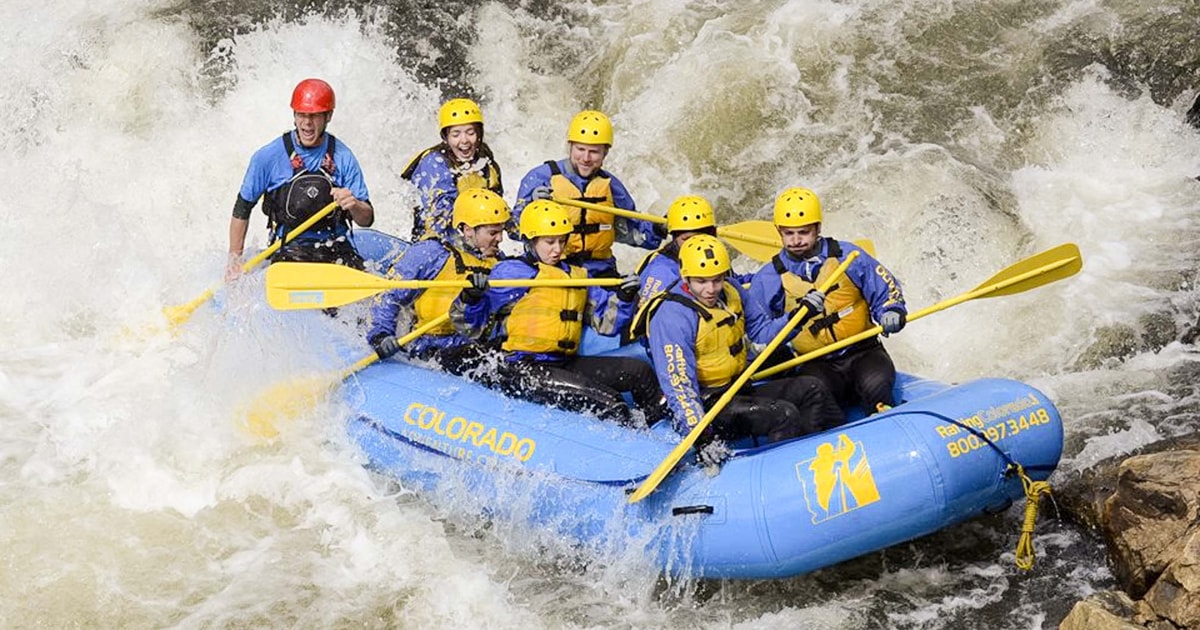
[336,230,1064,580]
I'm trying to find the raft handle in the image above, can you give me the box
[671,505,715,516]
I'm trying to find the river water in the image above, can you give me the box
[3,0,1200,627]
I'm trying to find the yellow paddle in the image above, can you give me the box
[163,201,341,329]
[551,197,875,260]
[752,243,1084,381]
[626,251,860,504]
[241,313,451,438]
[265,262,624,310]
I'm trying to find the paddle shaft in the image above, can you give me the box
[626,251,860,504]
[275,278,625,291]
[554,197,781,249]
[340,312,453,379]
[165,201,341,326]
[752,253,1082,380]
[265,260,627,310]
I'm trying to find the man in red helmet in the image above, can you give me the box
[226,78,375,278]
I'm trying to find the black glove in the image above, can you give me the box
[369,334,401,359]
[652,221,669,239]
[616,273,640,302]
[461,271,490,304]
[880,310,906,336]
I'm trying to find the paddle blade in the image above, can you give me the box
[716,221,780,262]
[717,220,878,262]
[265,262,393,310]
[974,243,1082,298]
[239,372,338,438]
[163,285,218,328]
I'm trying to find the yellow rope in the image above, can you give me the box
[1012,464,1053,570]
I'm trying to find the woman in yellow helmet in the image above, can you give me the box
[401,98,504,240]
[637,235,842,462]
[452,200,665,425]
[511,110,664,277]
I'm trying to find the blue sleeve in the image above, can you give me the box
[647,302,706,435]
[238,139,289,203]
[408,152,457,238]
[608,174,663,250]
[637,253,679,305]
[838,241,907,321]
[332,139,370,202]
[744,264,793,344]
[366,242,449,340]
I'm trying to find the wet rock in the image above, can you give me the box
[1058,590,1144,630]
[1074,324,1139,370]
[1057,441,1200,628]
[1137,313,1176,353]
[1141,529,1200,629]
[1055,434,1200,532]
[1101,450,1200,598]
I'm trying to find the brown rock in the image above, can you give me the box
[1058,591,1144,630]
[1142,530,1200,629]
[1101,450,1200,597]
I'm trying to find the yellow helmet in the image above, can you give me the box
[678,234,731,278]
[666,195,716,233]
[567,110,613,145]
[439,98,484,130]
[453,188,511,228]
[773,187,823,227]
[519,200,574,239]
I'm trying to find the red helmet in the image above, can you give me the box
[290,78,335,113]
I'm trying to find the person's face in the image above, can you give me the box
[568,142,608,178]
[293,111,332,147]
[444,124,479,161]
[672,230,704,246]
[462,223,505,257]
[778,224,821,258]
[533,234,568,265]
[685,274,726,307]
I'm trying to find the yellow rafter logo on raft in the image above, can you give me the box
[797,434,881,523]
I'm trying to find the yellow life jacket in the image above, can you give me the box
[400,143,503,195]
[635,282,747,388]
[776,240,872,354]
[411,239,494,336]
[545,160,616,261]
[501,262,589,355]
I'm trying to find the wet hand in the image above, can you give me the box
[370,334,401,359]
[331,187,357,208]
[617,273,640,302]
[798,289,825,315]
[696,440,731,472]
[880,310,906,336]
[461,271,490,304]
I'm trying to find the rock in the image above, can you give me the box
[1058,591,1144,630]
[1056,434,1200,533]
[1057,440,1200,628]
[1141,529,1200,628]
[1101,450,1200,598]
